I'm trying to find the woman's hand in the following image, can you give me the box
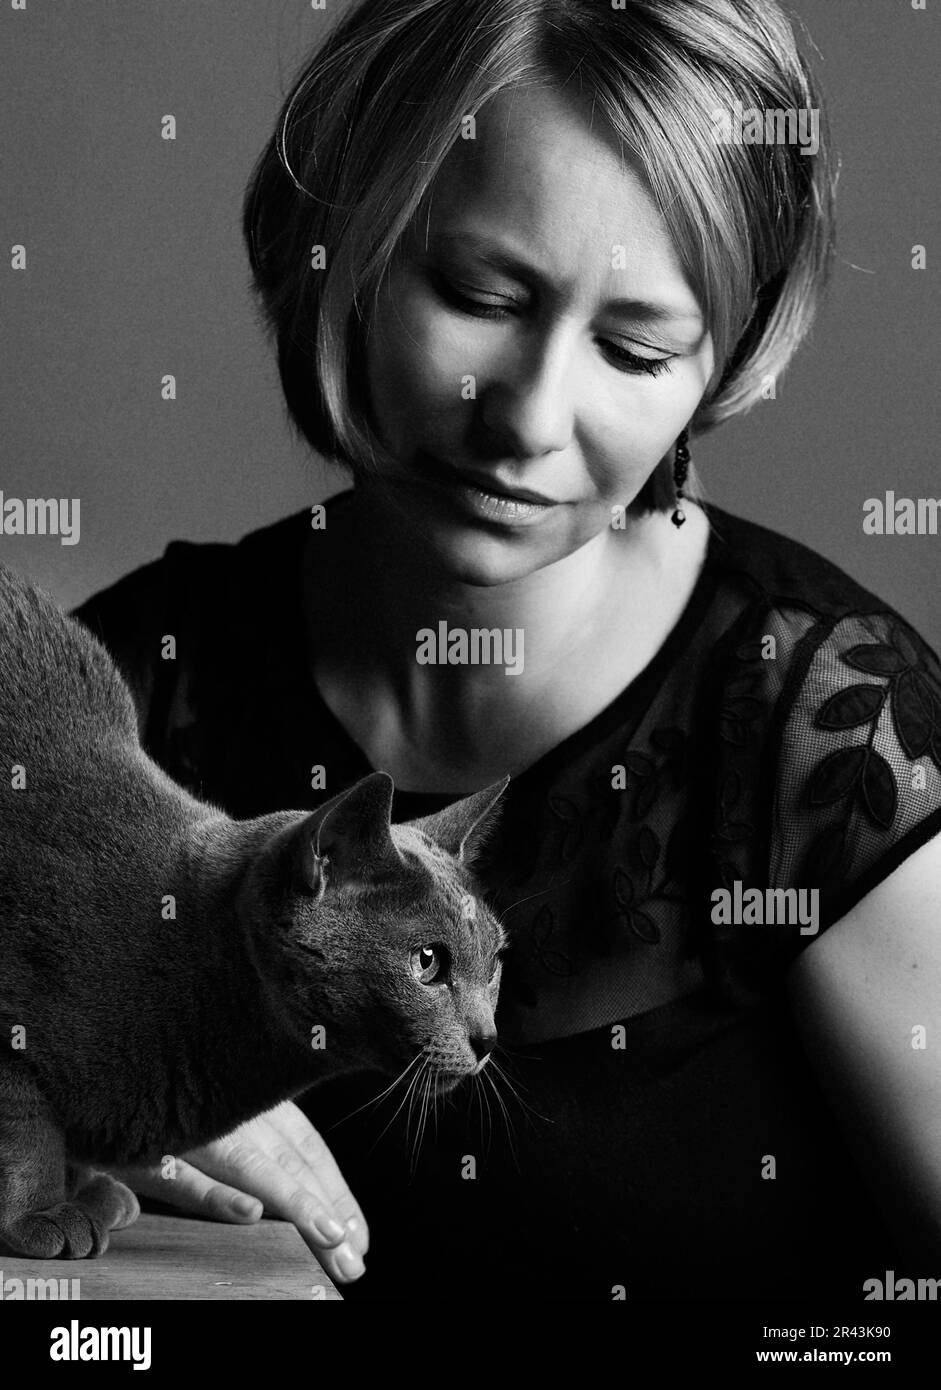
[106,1101,368,1286]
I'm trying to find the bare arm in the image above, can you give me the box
[787,830,941,1263]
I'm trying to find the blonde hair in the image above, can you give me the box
[243,0,837,513]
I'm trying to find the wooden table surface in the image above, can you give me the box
[0,1212,342,1300]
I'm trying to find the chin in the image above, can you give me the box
[423,535,546,586]
[403,505,586,586]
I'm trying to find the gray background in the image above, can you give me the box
[2,0,939,643]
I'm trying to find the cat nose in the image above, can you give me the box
[470,1030,497,1062]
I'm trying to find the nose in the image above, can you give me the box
[478,335,575,460]
[470,1030,497,1062]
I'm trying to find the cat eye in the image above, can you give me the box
[410,944,449,985]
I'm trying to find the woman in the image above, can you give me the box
[74,0,941,1299]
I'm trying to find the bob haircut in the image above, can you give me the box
[243,0,836,515]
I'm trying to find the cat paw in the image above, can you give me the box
[102,1175,140,1230]
[0,1202,108,1258]
[0,1175,140,1259]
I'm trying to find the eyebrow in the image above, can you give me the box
[430,231,704,327]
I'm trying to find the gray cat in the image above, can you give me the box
[0,560,508,1259]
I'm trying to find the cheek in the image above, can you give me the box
[584,353,714,498]
[366,287,469,449]
[577,399,672,499]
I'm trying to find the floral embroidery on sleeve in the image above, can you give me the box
[801,620,941,882]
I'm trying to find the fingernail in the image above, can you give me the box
[232,1195,260,1217]
[345,1216,366,1252]
[334,1242,366,1281]
[315,1216,346,1243]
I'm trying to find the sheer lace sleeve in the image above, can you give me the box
[700,599,941,1009]
[771,609,941,929]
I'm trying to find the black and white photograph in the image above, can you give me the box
[1,0,940,1363]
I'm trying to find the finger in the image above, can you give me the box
[191,1126,360,1271]
[108,1157,264,1225]
[116,1143,365,1287]
[263,1102,370,1257]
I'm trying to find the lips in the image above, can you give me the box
[416,454,558,507]
[455,468,557,506]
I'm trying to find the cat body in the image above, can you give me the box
[0,560,507,1257]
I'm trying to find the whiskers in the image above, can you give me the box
[404,1054,438,1176]
[466,1050,552,1175]
[329,1051,425,1131]
[331,1045,543,1176]
[331,1050,439,1174]
[494,877,573,923]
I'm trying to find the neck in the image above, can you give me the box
[307,485,701,784]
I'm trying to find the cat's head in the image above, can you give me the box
[240,772,510,1093]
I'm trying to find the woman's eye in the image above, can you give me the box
[600,342,675,378]
[435,276,675,378]
[435,276,517,319]
[410,944,447,984]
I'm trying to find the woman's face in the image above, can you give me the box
[362,84,715,585]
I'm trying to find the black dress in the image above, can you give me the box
[72,492,941,1300]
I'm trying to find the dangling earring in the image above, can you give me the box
[671,428,691,528]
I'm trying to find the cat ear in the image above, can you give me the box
[296,771,402,893]
[409,775,510,864]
